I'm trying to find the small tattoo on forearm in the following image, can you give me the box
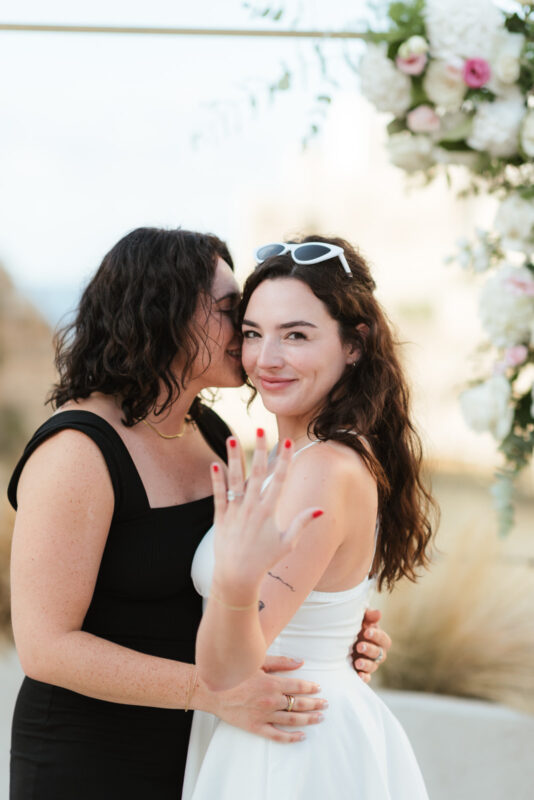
[268,572,295,592]
[258,600,265,612]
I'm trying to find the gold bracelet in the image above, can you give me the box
[184,667,198,713]
[209,592,258,611]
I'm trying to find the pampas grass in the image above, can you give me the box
[377,524,534,714]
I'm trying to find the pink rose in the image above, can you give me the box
[407,104,441,133]
[463,58,491,88]
[396,53,428,76]
[504,345,528,367]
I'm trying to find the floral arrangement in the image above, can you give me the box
[359,0,534,534]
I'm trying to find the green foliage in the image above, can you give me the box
[365,0,425,50]
[409,75,428,107]
[465,87,496,104]
[387,117,408,135]
[514,389,534,431]
[519,42,534,95]
[437,140,474,152]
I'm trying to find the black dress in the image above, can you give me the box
[7,406,231,800]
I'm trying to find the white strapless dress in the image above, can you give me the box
[182,522,429,799]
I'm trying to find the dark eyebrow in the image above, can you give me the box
[215,291,240,304]
[242,318,317,330]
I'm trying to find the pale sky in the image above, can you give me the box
[1,0,370,322]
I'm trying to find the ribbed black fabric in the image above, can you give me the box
[8,405,231,799]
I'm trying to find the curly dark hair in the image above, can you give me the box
[48,227,233,426]
[239,235,437,591]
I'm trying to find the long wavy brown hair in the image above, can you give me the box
[48,227,233,426]
[240,235,437,591]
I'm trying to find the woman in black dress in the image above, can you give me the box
[8,227,391,799]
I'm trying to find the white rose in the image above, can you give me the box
[359,43,412,117]
[425,0,503,61]
[494,194,534,253]
[387,132,436,172]
[479,265,534,347]
[423,60,466,112]
[521,110,534,158]
[490,30,524,86]
[398,36,430,59]
[460,375,513,440]
[467,89,526,157]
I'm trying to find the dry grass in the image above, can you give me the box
[377,525,534,714]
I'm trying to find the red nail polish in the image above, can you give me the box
[312,510,324,519]
[212,464,219,473]
[257,428,264,438]
[284,438,292,449]
[229,438,237,448]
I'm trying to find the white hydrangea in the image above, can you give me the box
[460,375,513,440]
[424,0,503,61]
[479,265,534,347]
[359,43,412,116]
[521,110,534,158]
[494,194,534,253]
[386,132,436,172]
[467,89,526,157]
[423,60,466,112]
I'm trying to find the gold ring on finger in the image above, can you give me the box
[283,694,295,712]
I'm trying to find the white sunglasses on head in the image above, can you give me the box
[254,241,353,278]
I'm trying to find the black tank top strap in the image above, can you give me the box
[7,410,143,517]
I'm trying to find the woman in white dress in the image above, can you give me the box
[184,236,435,799]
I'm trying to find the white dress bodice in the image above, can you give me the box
[192,523,375,671]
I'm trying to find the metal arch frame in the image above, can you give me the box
[0,23,365,39]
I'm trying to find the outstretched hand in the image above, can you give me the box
[210,430,322,599]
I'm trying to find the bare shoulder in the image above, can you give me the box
[17,426,114,510]
[287,439,376,494]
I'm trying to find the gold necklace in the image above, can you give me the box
[142,416,190,440]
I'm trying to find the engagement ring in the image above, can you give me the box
[226,490,245,502]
